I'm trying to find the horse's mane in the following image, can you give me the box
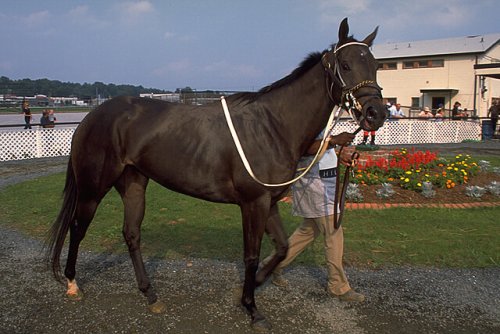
[232,36,357,104]
[230,52,322,104]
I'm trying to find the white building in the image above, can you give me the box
[372,33,500,117]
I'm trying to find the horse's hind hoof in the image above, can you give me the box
[148,300,167,314]
[66,289,84,301]
[251,318,272,332]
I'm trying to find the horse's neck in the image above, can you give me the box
[264,63,335,157]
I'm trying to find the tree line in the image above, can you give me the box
[0,76,170,98]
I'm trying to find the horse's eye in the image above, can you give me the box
[342,63,350,71]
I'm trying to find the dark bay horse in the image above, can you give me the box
[47,18,386,331]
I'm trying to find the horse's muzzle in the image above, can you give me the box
[360,104,386,131]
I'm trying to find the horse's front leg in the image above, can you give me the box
[240,196,272,331]
[256,203,288,285]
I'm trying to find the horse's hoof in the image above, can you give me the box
[66,289,84,301]
[148,300,167,314]
[251,318,272,332]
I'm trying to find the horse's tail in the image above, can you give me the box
[46,158,78,282]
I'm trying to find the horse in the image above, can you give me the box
[47,18,386,331]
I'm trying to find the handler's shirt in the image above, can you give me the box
[292,129,338,218]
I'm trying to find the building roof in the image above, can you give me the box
[372,33,500,60]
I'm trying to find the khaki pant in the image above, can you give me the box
[269,215,351,295]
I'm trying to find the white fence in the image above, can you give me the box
[0,120,482,162]
[0,127,75,161]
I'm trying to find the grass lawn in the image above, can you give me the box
[1,172,498,268]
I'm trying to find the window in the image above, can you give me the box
[411,97,420,108]
[403,59,444,69]
[378,62,397,70]
[432,59,444,67]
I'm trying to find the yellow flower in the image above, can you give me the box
[405,171,412,175]
[454,167,458,171]
[404,178,410,183]
[416,169,421,173]
[417,183,422,187]
[447,166,452,170]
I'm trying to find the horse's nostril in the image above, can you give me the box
[366,106,377,121]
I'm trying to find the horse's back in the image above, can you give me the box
[71,96,247,203]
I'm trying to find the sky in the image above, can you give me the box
[1,0,499,92]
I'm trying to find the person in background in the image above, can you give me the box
[262,130,365,302]
[48,109,57,127]
[434,107,444,121]
[21,100,32,129]
[390,103,405,119]
[40,110,51,128]
[488,101,499,136]
[435,104,445,117]
[461,108,469,119]
[387,102,396,117]
[451,101,466,120]
[418,107,433,119]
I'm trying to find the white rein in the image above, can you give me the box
[220,96,342,187]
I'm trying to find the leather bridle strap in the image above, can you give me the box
[333,126,362,230]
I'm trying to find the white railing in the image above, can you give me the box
[0,120,482,162]
[0,127,75,161]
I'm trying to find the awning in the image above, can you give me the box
[474,63,500,79]
[420,88,459,94]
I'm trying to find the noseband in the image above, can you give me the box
[321,42,382,125]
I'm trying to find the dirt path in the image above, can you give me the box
[1,149,499,333]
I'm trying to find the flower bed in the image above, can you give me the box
[353,148,481,192]
[336,147,500,204]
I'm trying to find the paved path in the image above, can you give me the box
[0,112,88,128]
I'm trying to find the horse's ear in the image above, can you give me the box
[362,26,379,46]
[338,18,349,42]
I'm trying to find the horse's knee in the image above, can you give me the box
[244,256,260,270]
[122,229,140,251]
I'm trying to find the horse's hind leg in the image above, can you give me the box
[115,166,165,313]
[240,196,273,331]
[64,197,100,300]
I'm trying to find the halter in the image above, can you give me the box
[321,42,382,126]
[321,42,383,231]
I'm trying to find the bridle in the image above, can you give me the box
[321,41,382,127]
[321,42,383,230]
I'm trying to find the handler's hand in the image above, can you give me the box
[339,150,357,166]
[330,132,355,147]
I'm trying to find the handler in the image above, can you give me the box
[263,129,364,302]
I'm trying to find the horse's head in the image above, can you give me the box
[322,18,386,131]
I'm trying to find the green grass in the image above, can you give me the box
[0,173,499,268]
